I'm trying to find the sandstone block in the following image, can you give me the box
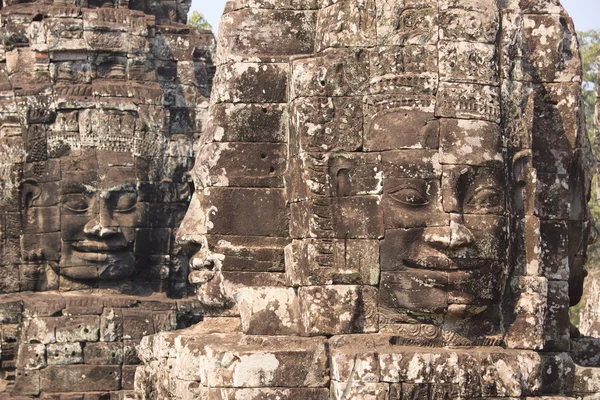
[47,342,83,365]
[84,342,124,365]
[235,287,301,335]
[55,316,100,343]
[40,365,121,392]
[298,285,378,335]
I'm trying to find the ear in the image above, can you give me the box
[511,150,534,216]
[19,178,40,212]
[511,150,532,184]
[176,181,192,202]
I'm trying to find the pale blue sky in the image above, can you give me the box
[190,0,599,35]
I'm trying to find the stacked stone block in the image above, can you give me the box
[135,0,600,399]
[3,293,204,397]
[0,0,215,396]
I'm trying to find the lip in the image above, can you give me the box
[72,240,129,252]
[402,257,493,271]
[188,270,216,285]
[72,249,131,262]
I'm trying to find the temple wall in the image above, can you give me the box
[0,0,215,396]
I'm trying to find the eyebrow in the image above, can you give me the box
[60,182,89,194]
[104,183,136,192]
[60,182,137,194]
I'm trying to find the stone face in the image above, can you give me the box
[0,0,215,395]
[0,0,597,398]
[142,0,597,397]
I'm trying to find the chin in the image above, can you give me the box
[97,253,136,280]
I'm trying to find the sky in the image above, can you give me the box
[190,0,600,35]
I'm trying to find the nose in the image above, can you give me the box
[83,194,119,238]
[180,236,216,271]
[424,218,475,250]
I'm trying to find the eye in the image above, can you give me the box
[467,187,503,208]
[389,187,429,206]
[114,192,137,212]
[62,193,90,212]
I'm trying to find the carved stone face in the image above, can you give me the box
[22,149,146,281]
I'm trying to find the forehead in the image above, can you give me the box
[59,149,137,189]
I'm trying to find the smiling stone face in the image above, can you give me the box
[57,151,142,280]
[172,0,595,352]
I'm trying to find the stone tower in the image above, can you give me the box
[0,0,215,396]
[135,0,600,398]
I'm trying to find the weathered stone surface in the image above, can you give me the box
[299,285,378,335]
[140,0,596,396]
[2,0,596,397]
[0,0,216,394]
[40,365,121,392]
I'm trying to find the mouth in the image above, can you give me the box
[402,256,494,271]
[188,269,216,285]
[71,240,132,262]
[72,240,129,252]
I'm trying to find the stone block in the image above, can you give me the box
[285,239,379,286]
[331,381,389,400]
[290,49,369,98]
[378,3,439,45]
[289,97,363,155]
[100,308,123,342]
[532,83,582,150]
[198,187,289,237]
[504,313,544,350]
[122,309,155,340]
[213,62,288,103]
[55,316,100,343]
[202,336,329,388]
[84,342,124,365]
[573,364,600,395]
[198,142,286,188]
[47,342,83,365]
[316,0,376,49]
[123,340,141,365]
[17,343,46,370]
[40,365,121,392]
[235,287,301,335]
[439,41,499,85]
[522,14,581,83]
[435,82,501,123]
[0,299,22,324]
[364,110,438,152]
[542,352,576,395]
[122,365,137,390]
[571,338,600,367]
[439,119,502,166]
[208,103,287,143]
[331,196,384,239]
[298,285,378,335]
[330,350,379,383]
[24,317,57,344]
[218,9,316,58]
[22,206,60,233]
[12,369,40,395]
[544,281,570,351]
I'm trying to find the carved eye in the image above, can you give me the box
[62,194,90,212]
[467,187,503,208]
[389,187,429,206]
[114,192,137,212]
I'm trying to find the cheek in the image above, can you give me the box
[60,212,90,240]
[380,228,426,270]
[120,227,136,243]
[113,204,147,229]
[464,216,507,260]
